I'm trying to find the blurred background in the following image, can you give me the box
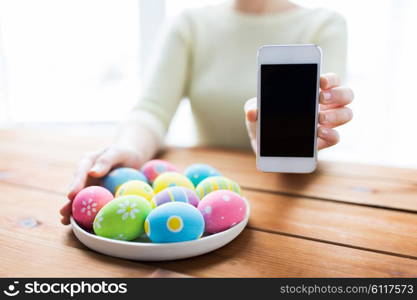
[0,0,416,168]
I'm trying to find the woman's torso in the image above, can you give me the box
[180,4,345,149]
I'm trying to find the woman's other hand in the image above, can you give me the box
[244,73,354,153]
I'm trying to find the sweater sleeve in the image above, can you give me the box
[311,10,348,82]
[127,14,192,144]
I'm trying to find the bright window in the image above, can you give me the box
[291,0,417,168]
[0,0,141,122]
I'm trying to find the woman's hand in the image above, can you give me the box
[244,73,354,153]
[59,146,143,225]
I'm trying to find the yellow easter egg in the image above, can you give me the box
[116,180,155,206]
[153,172,195,194]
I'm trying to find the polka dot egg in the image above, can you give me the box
[72,186,114,230]
[141,159,179,183]
[144,202,204,243]
[151,186,199,208]
[184,163,221,186]
[93,195,152,241]
[115,180,155,206]
[198,190,247,234]
[102,167,148,195]
[153,172,195,194]
[195,176,241,199]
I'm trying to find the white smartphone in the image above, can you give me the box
[256,44,322,173]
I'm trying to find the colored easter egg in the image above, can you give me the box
[195,176,241,199]
[141,159,179,183]
[153,172,195,194]
[198,190,247,234]
[102,167,148,195]
[72,186,114,230]
[93,195,152,241]
[151,186,199,208]
[184,163,221,186]
[115,180,154,205]
[144,202,204,243]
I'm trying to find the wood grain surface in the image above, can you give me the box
[0,128,416,277]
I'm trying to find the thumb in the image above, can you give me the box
[244,97,258,122]
[88,149,122,177]
[244,98,258,154]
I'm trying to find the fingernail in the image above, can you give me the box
[323,92,332,103]
[90,164,103,173]
[248,110,257,122]
[320,127,329,135]
[344,109,353,120]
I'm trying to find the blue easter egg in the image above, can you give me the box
[102,167,148,195]
[144,202,204,243]
[184,163,221,186]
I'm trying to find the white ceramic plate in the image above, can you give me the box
[71,200,250,261]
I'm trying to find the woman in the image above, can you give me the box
[61,0,353,224]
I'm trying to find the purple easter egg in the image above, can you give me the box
[152,186,199,208]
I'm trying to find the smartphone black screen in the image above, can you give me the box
[260,64,318,157]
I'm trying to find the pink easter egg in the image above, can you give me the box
[141,159,179,183]
[198,190,247,234]
[72,186,114,230]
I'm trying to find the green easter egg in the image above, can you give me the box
[93,195,152,241]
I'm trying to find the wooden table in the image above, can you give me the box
[1,127,417,277]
